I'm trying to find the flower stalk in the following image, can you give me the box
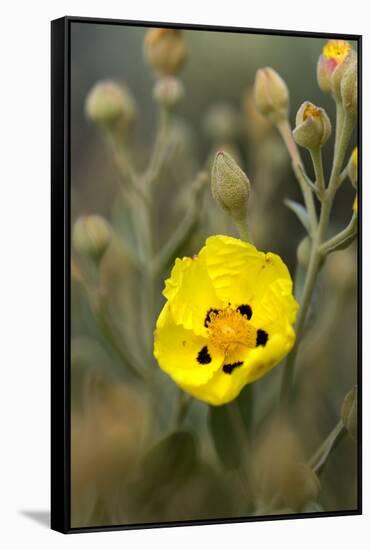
[280,93,356,407]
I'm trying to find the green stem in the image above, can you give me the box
[320,213,358,256]
[153,172,207,276]
[277,120,317,234]
[235,216,252,243]
[310,147,326,198]
[280,108,355,408]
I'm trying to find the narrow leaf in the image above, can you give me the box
[284,199,310,233]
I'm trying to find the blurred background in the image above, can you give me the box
[70,22,358,529]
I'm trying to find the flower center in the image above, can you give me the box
[303,104,321,120]
[323,40,351,64]
[207,307,257,355]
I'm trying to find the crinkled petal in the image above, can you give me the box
[163,255,224,335]
[201,235,293,310]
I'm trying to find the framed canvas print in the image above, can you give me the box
[51,16,361,533]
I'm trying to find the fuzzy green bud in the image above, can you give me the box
[293,102,331,150]
[341,58,357,116]
[85,81,137,137]
[254,67,289,124]
[153,76,184,109]
[341,386,357,439]
[211,151,250,222]
[144,28,187,76]
[73,215,111,262]
[331,49,357,103]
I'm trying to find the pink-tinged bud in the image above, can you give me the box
[293,101,331,150]
[253,67,289,124]
[332,50,357,102]
[317,40,352,94]
[144,28,187,76]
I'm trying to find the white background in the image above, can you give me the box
[0,0,369,548]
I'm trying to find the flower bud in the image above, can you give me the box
[341,58,357,116]
[331,49,357,103]
[317,40,352,93]
[341,386,357,439]
[144,28,187,76]
[203,103,241,143]
[85,80,137,136]
[73,215,111,262]
[153,76,184,109]
[293,101,331,150]
[348,147,358,188]
[211,151,250,222]
[254,67,289,124]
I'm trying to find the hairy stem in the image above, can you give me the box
[280,105,355,407]
[310,147,326,198]
[277,120,317,234]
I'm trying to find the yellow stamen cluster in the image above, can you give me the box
[303,103,321,120]
[207,307,257,355]
[323,40,351,63]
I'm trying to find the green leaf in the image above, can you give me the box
[284,199,310,233]
[208,387,253,470]
[208,405,240,470]
[141,430,197,485]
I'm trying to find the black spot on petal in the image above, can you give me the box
[256,329,268,347]
[197,346,212,364]
[237,304,252,320]
[204,308,220,327]
[223,361,243,374]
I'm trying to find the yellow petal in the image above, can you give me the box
[182,331,295,406]
[201,235,293,308]
[163,255,224,335]
[154,303,223,387]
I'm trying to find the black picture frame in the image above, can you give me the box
[51,16,362,534]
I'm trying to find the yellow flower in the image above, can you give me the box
[154,236,298,405]
[353,195,358,214]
